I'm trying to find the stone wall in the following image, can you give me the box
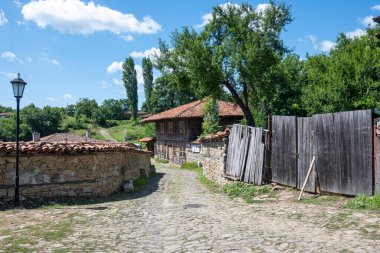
[186,138,229,185]
[0,149,152,200]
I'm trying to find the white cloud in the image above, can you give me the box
[372,5,380,12]
[46,96,56,101]
[0,9,8,26]
[113,78,123,85]
[256,3,270,14]
[130,47,160,58]
[305,34,318,50]
[43,58,59,65]
[119,34,134,42]
[345,28,366,39]
[63,94,73,100]
[359,15,376,27]
[21,0,161,35]
[196,13,213,29]
[0,72,17,80]
[1,51,17,61]
[107,61,123,74]
[25,56,33,62]
[320,40,336,52]
[135,64,143,85]
[14,1,22,8]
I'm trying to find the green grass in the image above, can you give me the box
[298,195,340,205]
[180,162,202,173]
[155,158,169,163]
[198,174,221,192]
[221,182,273,203]
[133,177,148,190]
[345,194,380,209]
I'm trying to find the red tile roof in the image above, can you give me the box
[0,141,147,154]
[193,129,230,143]
[141,100,244,123]
[40,133,100,142]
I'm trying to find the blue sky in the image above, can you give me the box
[0,0,378,109]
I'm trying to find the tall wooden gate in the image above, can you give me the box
[272,109,373,195]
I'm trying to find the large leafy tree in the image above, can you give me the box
[123,57,138,121]
[142,57,154,112]
[302,28,380,115]
[155,2,292,126]
[75,98,98,119]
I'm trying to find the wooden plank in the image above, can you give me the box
[376,132,380,194]
[297,117,316,193]
[271,116,297,187]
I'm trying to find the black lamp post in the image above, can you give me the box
[10,73,27,205]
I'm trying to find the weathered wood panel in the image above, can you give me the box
[244,127,265,185]
[272,116,297,187]
[225,125,266,185]
[376,131,380,194]
[313,110,372,195]
[225,125,250,179]
[297,117,316,193]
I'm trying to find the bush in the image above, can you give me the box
[181,162,199,170]
[345,195,380,209]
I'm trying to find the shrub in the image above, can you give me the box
[181,162,199,170]
[345,194,380,209]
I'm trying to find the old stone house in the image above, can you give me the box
[140,99,243,164]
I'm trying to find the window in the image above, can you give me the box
[179,121,185,134]
[168,122,173,133]
[159,122,165,133]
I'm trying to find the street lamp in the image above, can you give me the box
[10,73,27,205]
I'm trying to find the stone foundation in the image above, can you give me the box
[0,151,152,200]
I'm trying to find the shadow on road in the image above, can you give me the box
[0,172,165,211]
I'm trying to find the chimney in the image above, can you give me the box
[32,132,40,142]
[85,131,92,139]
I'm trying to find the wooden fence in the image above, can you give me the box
[225,125,268,185]
[272,109,374,195]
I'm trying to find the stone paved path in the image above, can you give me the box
[1,162,380,252]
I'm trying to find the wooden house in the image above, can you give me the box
[140,100,244,164]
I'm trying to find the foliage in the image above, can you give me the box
[345,194,380,209]
[100,99,129,120]
[221,182,272,203]
[0,116,31,141]
[201,97,221,135]
[133,177,148,190]
[142,57,154,112]
[21,104,63,137]
[0,105,13,113]
[181,162,200,170]
[301,29,380,115]
[75,98,98,119]
[154,158,169,163]
[105,119,154,142]
[154,1,292,126]
[65,104,75,117]
[123,57,138,121]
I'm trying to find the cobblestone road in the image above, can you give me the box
[1,162,380,252]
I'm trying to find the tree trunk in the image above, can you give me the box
[222,80,256,127]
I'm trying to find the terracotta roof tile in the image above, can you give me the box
[0,141,148,154]
[195,129,230,143]
[40,133,101,142]
[141,100,243,123]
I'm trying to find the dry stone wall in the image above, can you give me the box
[186,138,229,185]
[0,145,152,200]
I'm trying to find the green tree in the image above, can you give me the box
[75,98,98,119]
[201,97,221,135]
[154,1,292,126]
[123,57,138,121]
[100,98,129,120]
[142,57,154,112]
[301,28,380,115]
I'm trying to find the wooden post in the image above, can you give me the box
[298,156,316,200]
